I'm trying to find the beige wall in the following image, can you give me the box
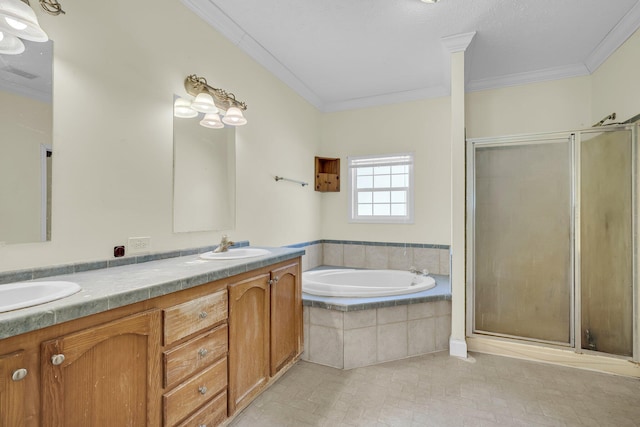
[2,1,639,275]
[0,0,322,272]
[591,28,640,123]
[319,97,452,245]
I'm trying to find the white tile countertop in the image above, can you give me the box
[0,246,304,340]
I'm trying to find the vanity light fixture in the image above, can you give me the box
[179,74,248,128]
[0,0,64,55]
[421,0,440,3]
[173,97,198,118]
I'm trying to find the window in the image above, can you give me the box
[348,153,414,223]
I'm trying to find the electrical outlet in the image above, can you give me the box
[128,237,151,254]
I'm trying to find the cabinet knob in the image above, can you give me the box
[51,354,65,366]
[11,368,28,381]
[198,348,208,358]
[274,276,279,283]
[198,386,208,395]
[199,425,207,427]
[199,311,208,320]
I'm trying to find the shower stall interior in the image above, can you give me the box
[466,124,638,360]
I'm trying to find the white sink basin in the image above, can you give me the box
[0,281,81,313]
[200,248,271,260]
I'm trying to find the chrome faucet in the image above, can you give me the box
[409,266,429,276]
[213,234,234,253]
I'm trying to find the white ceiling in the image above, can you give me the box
[183,0,640,112]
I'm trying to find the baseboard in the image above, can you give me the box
[449,337,468,358]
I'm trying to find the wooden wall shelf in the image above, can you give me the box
[315,157,340,192]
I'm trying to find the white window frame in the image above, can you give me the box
[348,152,414,224]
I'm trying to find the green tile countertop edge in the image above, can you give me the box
[0,247,304,340]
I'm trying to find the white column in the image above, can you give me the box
[441,32,475,358]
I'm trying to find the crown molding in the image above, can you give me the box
[321,85,449,113]
[584,0,640,73]
[441,31,477,53]
[180,0,324,110]
[466,63,591,92]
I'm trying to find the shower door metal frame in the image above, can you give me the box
[466,125,638,361]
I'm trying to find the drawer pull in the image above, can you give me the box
[198,386,208,395]
[198,348,208,358]
[11,368,28,381]
[199,311,208,320]
[51,354,65,366]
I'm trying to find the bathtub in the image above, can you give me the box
[302,269,436,297]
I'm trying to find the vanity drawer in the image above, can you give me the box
[163,356,227,427]
[164,290,227,345]
[164,324,228,387]
[175,390,227,427]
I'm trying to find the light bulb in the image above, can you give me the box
[5,16,26,30]
[191,92,218,114]
[173,98,198,118]
[200,113,224,129]
[221,107,247,126]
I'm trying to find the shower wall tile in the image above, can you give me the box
[377,322,408,362]
[414,248,440,274]
[343,245,366,268]
[408,302,436,320]
[439,249,450,275]
[302,307,310,360]
[344,309,376,330]
[388,246,413,270]
[310,306,344,329]
[344,327,377,369]
[408,318,436,356]
[435,315,451,351]
[323,243,344,266]
[365,245,389,269]
[377,306,407,324]
[309,325,344,368]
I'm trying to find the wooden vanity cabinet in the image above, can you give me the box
[0,350,32,427]
[228,260,302,415]
[0,255,302,427]
[161,290,228,427]
[40,310,163,427]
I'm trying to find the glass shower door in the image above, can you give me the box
[472,137,573,344]
[580,129,633,356]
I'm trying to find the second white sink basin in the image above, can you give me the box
[0,281,81,313]
[200,248,271,260]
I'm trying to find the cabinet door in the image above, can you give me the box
[0,350,29,427]
[41,310,162,427]
[227,273,270,415]
[270,262,302,376]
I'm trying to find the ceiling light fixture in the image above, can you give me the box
[179,74,248,128]
[0,0,64,54]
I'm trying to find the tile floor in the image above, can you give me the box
[229,351,640,427]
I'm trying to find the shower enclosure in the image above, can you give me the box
[467,124,637,359]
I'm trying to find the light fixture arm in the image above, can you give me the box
[184,74,247,112]
[20,0,65,15]
[39,0,65,15]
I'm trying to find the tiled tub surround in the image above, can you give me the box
[290,240,450,274]
[302,273,451,369]
[0,245,303,340]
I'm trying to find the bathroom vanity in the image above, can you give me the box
[0,248,303,427]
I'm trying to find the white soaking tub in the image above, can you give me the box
[302,269,436,297]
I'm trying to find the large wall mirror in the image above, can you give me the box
[0,40,53,245]
[173,96,236,233]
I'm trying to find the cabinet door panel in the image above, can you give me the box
[41,310,162,427]
[0,351,27,427]
[270,263,301,376]
[227,273,270,415]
